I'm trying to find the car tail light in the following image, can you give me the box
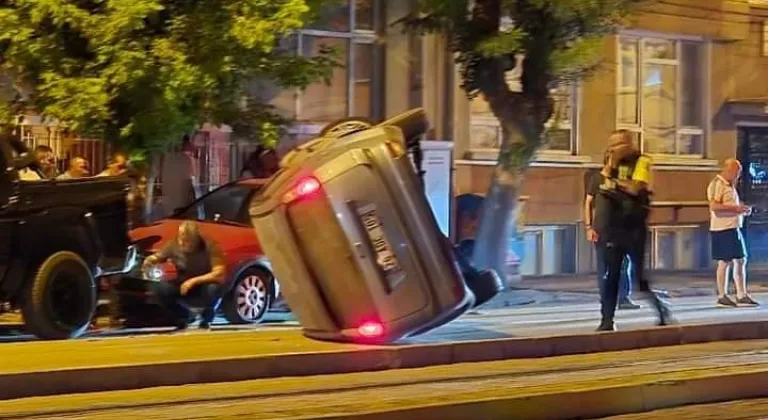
[357,321,384,338]
[283,176,321,204]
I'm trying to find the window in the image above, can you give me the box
[291,0,380,124]
[176,185,254,225]
[763,21,768,57]
[648,226,708,270]
[468,84,578,154]
[617,36,706,156]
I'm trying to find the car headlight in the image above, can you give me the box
[143,265,164,282]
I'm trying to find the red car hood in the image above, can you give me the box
[130,220,183,254]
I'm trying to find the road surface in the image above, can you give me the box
[601,399,768,419]
[2,340,768,419]
[1,292,767,344]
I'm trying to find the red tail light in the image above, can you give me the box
[358,321,384,338]
[283,176,321,203]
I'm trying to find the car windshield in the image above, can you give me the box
[173,184,255,225]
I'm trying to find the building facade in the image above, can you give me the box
[451,0,768,275]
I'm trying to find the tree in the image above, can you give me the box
[0,0,339,153]
[402,0,647,278]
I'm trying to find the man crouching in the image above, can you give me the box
[143,221,226,330]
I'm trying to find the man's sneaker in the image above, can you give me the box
[596,320,617,332]
[198,320,212,330]
[737,296,760,307]
[717,296,738,308]
[618,299,642,310]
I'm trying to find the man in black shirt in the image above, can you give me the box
[143,221,226,330]
[584,169,639,310]
[593,130,671,331]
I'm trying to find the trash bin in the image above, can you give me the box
[249,109,477,343]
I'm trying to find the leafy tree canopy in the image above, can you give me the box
[0,0,338,152]
[401,0,648,275]
[403,0,646,164]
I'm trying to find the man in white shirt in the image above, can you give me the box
[707,158,758,307]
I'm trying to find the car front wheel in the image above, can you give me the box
[222,267,273,324]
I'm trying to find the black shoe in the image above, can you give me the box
[174,319,189,331]
[618,299,641,310]
[653,297,674,326]
[737,295,760,307]
[596,320,616,332]
[717,296,738,308]
[198,320,212,330]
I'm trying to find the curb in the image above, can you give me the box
[310,366,768,420]
[1,320,766,401]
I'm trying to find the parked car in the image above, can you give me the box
[115,178,282,327]
[0,130,136,339]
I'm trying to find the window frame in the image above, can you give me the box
[616,31,707,159]
[172,184,256,226]
[467,83,581,157]
[291,0,382,124]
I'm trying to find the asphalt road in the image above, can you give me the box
[3,340,768,419]
[600,399,768,419]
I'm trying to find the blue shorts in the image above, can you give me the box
[710,228,746,261]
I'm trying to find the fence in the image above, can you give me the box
[17,123,111,175]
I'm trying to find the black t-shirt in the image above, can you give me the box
[593,154,651,239]
[586,169,602,198]
[157,238,225,282]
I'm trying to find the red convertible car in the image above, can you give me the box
[115,178,282,327]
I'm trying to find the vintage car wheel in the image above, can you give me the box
[22,251,97,339]
[222,267,273,324]
[320,117,375,138]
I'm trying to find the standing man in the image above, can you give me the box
[34,145,58,179]
[142,221,226,330]
[707,158,758,307]
[594,130,671,331]
[585,168,640,310]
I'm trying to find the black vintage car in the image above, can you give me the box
[0,129,137,339]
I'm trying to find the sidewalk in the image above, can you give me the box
[480,270,768,310]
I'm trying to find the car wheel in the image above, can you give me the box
[222,267,273,324]
[320,117,375,138]
[21,251,97,340]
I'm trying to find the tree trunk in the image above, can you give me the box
[471,119,538,286]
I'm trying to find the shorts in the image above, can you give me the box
[710,228,746,261]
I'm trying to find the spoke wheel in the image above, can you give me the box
[222,268,273,324]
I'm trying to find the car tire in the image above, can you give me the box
[465,269,504,308]
[21,251,97,340]
[320,117,375,138]
[222,267,273,324]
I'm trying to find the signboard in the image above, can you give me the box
[412,141,453,237]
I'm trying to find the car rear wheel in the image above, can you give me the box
[222,267,273,324]
[22,251,97,339]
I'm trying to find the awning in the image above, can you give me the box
[727,97,768,117]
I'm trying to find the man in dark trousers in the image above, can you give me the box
[593,130,671,331]
[143,221,226,330]
[585,168,640,310]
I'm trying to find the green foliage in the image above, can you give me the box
[0,0,338,151]
[402,0,648,120]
